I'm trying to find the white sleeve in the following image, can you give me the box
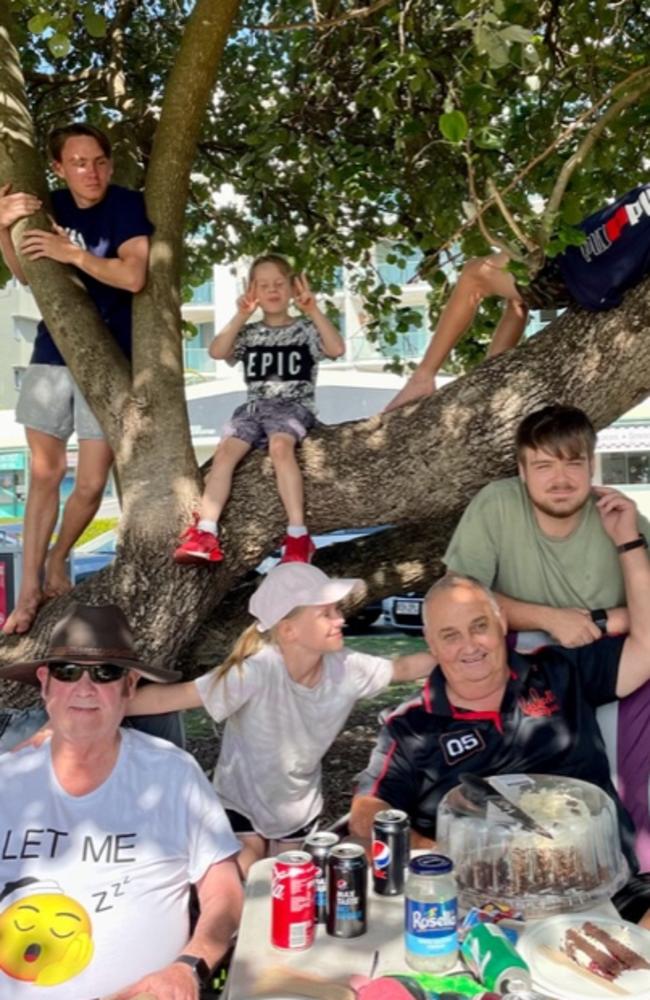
[342,649,394,699]
[194,662,257,723]
[183,758,240,883]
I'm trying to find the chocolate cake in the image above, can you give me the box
[562,921,650,981]
[436,775,629,916]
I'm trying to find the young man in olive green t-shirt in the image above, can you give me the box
[445,404,650,648]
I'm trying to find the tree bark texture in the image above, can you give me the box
[2,275,650,705]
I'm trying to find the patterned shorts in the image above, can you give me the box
[222,399,316,450]
[516,257,573,311]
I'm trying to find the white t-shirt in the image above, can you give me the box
[0,729,239,999]
[195,645,394,839]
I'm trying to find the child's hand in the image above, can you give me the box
[236,282,259,318]
[293,273,318,316]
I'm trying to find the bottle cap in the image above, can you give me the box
[409,853,453,875]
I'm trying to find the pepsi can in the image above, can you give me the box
[326,843,367,938]
[372,808,410,895]
[304,830,339,923]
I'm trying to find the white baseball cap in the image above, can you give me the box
[249,563,365,632]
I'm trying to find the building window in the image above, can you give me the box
[184,322,216,374]
[375,245,423,286]
[190,280,214,305]
[381,306,429,360]
[601,452,650,484]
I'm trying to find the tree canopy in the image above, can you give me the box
[6,0,650,365]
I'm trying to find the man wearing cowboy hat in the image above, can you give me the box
[0,603,243,1000]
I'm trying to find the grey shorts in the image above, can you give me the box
[16,364,104,441]
[222,399,316,450]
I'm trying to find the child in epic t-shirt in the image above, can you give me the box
[174,254,344,565]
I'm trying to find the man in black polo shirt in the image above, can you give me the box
[350,486,650,922]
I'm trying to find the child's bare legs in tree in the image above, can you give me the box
[384,252,529,412]
[268,433,305,527]
[201,436,252,524]
[268,432,315,563]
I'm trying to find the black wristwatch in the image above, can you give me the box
[174,954,211,985]
[590,608,608,635]
[616,533,649,554]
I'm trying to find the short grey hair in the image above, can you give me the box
[422,572,501,629]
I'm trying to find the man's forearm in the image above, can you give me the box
[187,860,243,970]
[620,546,650,650]
[496,592,555,632]
[71,246,145,293]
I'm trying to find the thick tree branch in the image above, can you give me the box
[2,276,650,679]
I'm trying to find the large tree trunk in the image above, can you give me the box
[2,275,649,699]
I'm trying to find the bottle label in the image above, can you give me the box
[405,897,457,956]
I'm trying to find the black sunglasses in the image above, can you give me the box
[48,663,128,684]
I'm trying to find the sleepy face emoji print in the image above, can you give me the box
[0,877,94,986]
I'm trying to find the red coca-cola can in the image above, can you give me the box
[271,850,317,950]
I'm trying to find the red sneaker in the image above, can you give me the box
[279,533,316,564]
[174,524,224,565]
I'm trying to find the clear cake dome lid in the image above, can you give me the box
[436,773,629,918]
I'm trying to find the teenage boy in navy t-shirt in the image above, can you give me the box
[0,123,153,634]
[386,184,650,411]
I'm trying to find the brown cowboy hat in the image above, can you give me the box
[0,603,181,686]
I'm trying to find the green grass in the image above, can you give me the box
[74,517,119,546]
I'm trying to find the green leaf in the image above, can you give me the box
[27,13,51,34]
[48,33,71,58]
[438,110,469,143]
[84,10,107,38]
[473,126,504,149]
[499,25,533,43]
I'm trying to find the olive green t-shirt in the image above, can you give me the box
[444,477,650,608]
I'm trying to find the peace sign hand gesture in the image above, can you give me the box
[236,281,259,319]
[293,273,318,317]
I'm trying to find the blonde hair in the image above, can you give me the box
[210,607,304,690]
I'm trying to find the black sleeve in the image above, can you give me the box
[355,722,420,816]
[572,635,626,706]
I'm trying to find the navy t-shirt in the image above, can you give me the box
[31,184,154,365]
[557,184,650,310]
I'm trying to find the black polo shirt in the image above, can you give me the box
[358,637,638,870]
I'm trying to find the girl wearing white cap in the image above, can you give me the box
[126,563,435,874]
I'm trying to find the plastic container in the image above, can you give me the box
[404,853,458,972]
[436,773,629,918]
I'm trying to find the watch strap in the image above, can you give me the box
[589,608,608,635]
[616,534,648,554]
[174,954,211,985]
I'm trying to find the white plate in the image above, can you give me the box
[518,913,650,999]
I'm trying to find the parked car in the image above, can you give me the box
[381,591,424,634]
